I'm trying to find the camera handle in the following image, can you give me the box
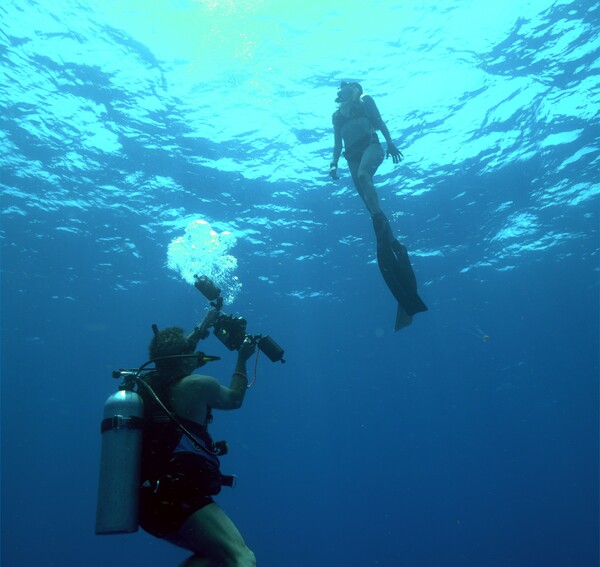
[186,307,220,348]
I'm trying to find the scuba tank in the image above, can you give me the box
[94,351,221,536]
[95,389,145,534]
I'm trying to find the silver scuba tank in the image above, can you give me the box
[95,389,144,534]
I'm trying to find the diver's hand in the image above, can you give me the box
[387,144,404,164]
[238,336,256,362]
[191,308,219,340]
[329,162,339,180]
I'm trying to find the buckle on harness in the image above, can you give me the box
[213,440,228,456]
[221,474,236,488]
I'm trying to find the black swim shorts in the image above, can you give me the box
[139,476,215,538]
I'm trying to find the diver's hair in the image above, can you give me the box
[148,326,192,378]
[340,80,363,95]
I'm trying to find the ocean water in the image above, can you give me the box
[1,0,598,566]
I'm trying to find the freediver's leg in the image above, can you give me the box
[347,159,369,211]
[348,155,427,324]
[372,210,393,243]
[348,143,384,216]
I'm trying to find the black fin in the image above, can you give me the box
[372,214,428,318]
[395,304,413,331]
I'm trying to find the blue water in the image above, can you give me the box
[1,1,599,566]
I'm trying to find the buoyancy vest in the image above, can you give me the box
[139,376,231,496]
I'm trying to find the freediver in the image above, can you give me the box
[329,80,427,329]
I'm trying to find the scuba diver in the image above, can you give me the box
[137,325,257,567]
[96,325,258,566]
[96,276,285,566]
[329,80,427,329]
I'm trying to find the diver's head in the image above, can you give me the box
[335,81,363,103]
[149,326,196,378]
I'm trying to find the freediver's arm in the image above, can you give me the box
[363,95,404,164]
[330,117,343,179]
[379,121,403,164]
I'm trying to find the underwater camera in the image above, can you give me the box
[194,275,285,363]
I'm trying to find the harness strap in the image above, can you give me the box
[101,415,145,434]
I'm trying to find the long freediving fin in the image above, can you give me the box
[395,303,413,331]
[372,212,428,328]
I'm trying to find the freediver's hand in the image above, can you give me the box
[329,162,339,180]
[387,144,404,164]
[238,336,256,362]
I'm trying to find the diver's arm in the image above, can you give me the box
[212,338,256,410]
[186,307,219,348]
[180,339,255,414]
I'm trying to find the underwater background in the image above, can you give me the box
[1,1,598,566]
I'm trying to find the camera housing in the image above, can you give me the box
[194,275,285,363]
[213,314,248,352]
